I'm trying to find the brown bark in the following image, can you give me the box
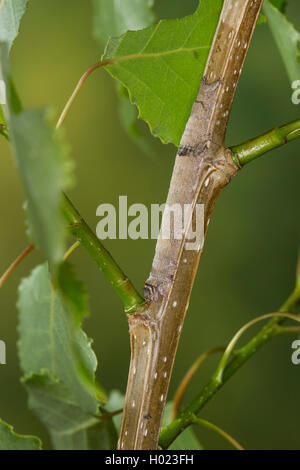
[118,0,263,450]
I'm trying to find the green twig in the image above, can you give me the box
[213,312,300,384]
[191,415,244,450]
[63,241,81,262]
[160,283,300,449]
[56,63,144,313]
[61,193,145,313]
[171,347,225,421]
[230,119,300,167]
[0,244,34,288]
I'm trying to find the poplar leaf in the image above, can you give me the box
[103,0,224,147]
[93,0,155,153]
[269,0,287,12]
[0,44,73,267]
[17,263,115,449]
[263,0,300,83]
[22,372,116,450]
[0,0,28,52]
[92,0,155,45]
[9,109,73,266]
[0,418,41,450]
[104,0,223,146]
[0,0,28,137]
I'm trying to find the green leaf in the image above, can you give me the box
[0,43,73,267]
[105,390,125,432]
[0,0,28,52]
[269,0,287,12]
[17,263,115,449]
[162,403,203,450]
[0,104,8,139]
[92,0,155,46]
[0,418,41,450]
[257,13,266,25]
[9,109,73,267]
[103,0,224,146]
[263,0,300,83]
[0,0,27,137]
[93,0,155,153]
[22,372,116,450]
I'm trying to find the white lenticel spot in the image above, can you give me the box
[160,395,164,402]
[204,177,210,187]
[183,258,188,264]
[132,400,136,408]
[172,301,178,308]
[163,371,167,378]
[163,356,167,363]
[154,372,158,379]
[144,429,148,437]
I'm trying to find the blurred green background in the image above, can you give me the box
[0,0,299,450]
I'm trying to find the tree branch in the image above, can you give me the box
[119,0,264,450]
[0,244,34,288]
[159,283,300,449]
[230,119,300,167]
[191,415,245,450]
[171,347,225,421]
[61,193,145,313]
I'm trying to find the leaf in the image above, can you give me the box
[93,0,156,153]
[0,418,42,450]
[117,84,153,156]
[103,0,224,146]
[162,403,203,450]
[257,14,266,25]
[9,109,73,267]
[0,42,73,267]
[17,263,115,449]
[92,0,155,46]
[105,390,125,432]
[269,0,287,12]
[0,0,27,137]
[263,0,300,83]
[22,372,116,450]
[0,0,28,52]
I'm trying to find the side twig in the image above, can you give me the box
[0,244,34,288]
[160,283,300,448]
[230,119,300,167]
[61,193,145,313]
